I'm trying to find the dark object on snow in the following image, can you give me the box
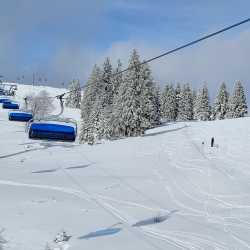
[2,102,19,109]
[9,111,33,122]
[202,141,204,145]
[29,122,76,141]
[211,137,214,147]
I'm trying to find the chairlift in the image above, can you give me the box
[8,97,33,122]
[2,101,19,109]
[0,97,11,103]
[27,95,77,141]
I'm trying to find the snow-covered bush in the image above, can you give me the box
[30,90,54,119]
[45,231,71,250]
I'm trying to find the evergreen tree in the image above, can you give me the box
[65,79,81,109]
[213,82,229,120]
[177,84,193,121]
[111,49,146,137]
[98,57,114,139]
[112,59,123,99]
[108,60,124,138]
[227,81,248,118]
[192,89,197,118]
[194,84,210,121]
[175,83,181,119]
[101,57,113,108]
[140,62,161,128]
[161,84,177,121]
[79,65,103,144]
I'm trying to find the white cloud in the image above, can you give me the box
[97,29,250,103]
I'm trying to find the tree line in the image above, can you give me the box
[162,81,247,122]
[65,49,248,144]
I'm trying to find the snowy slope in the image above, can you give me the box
[1,84,250,249]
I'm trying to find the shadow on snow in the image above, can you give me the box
[143,125,188,137]
[78,227,122,240]
[0,142,79,159]
[31,164,93,174]
[132,210,179,227]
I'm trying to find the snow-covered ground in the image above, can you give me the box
[1,83,250,249]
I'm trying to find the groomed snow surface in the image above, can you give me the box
[1,84,250,250]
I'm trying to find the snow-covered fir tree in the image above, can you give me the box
[213,82,229,120]
[140,62,161,128]
[111,49,148,137]
[112,59,123,97]
[177,83,194,121]
[192,89,197,118]
[175,83,181,119]
[108,60,124,137]
[79,64,103,144]
[194,84,210,121]
[161,84,177,121]
[101,57,113,108]
[65,79,81,109]
[98,57,115,139]
[227,81,248,118]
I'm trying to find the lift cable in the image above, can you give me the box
[53,17,250,99]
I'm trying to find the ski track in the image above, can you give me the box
[2,97,250,249]
[0,178,168,250]
[148,124,250,249]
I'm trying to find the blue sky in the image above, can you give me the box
[0,0,250,101]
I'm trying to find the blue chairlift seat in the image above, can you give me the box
[9,111,33,122]
[0,98,11,103]
[29,122,76,141]
[2,102,19,109]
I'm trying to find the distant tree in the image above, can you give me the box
[161,84,177,121]
[194,84,210,121]
[177,83,194,121]
[213,82,229,120]
[192,89,197,117]
[65,79,81,109]
[175,83,182,119]
[30,90,54,118]
[227,81,248,118]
